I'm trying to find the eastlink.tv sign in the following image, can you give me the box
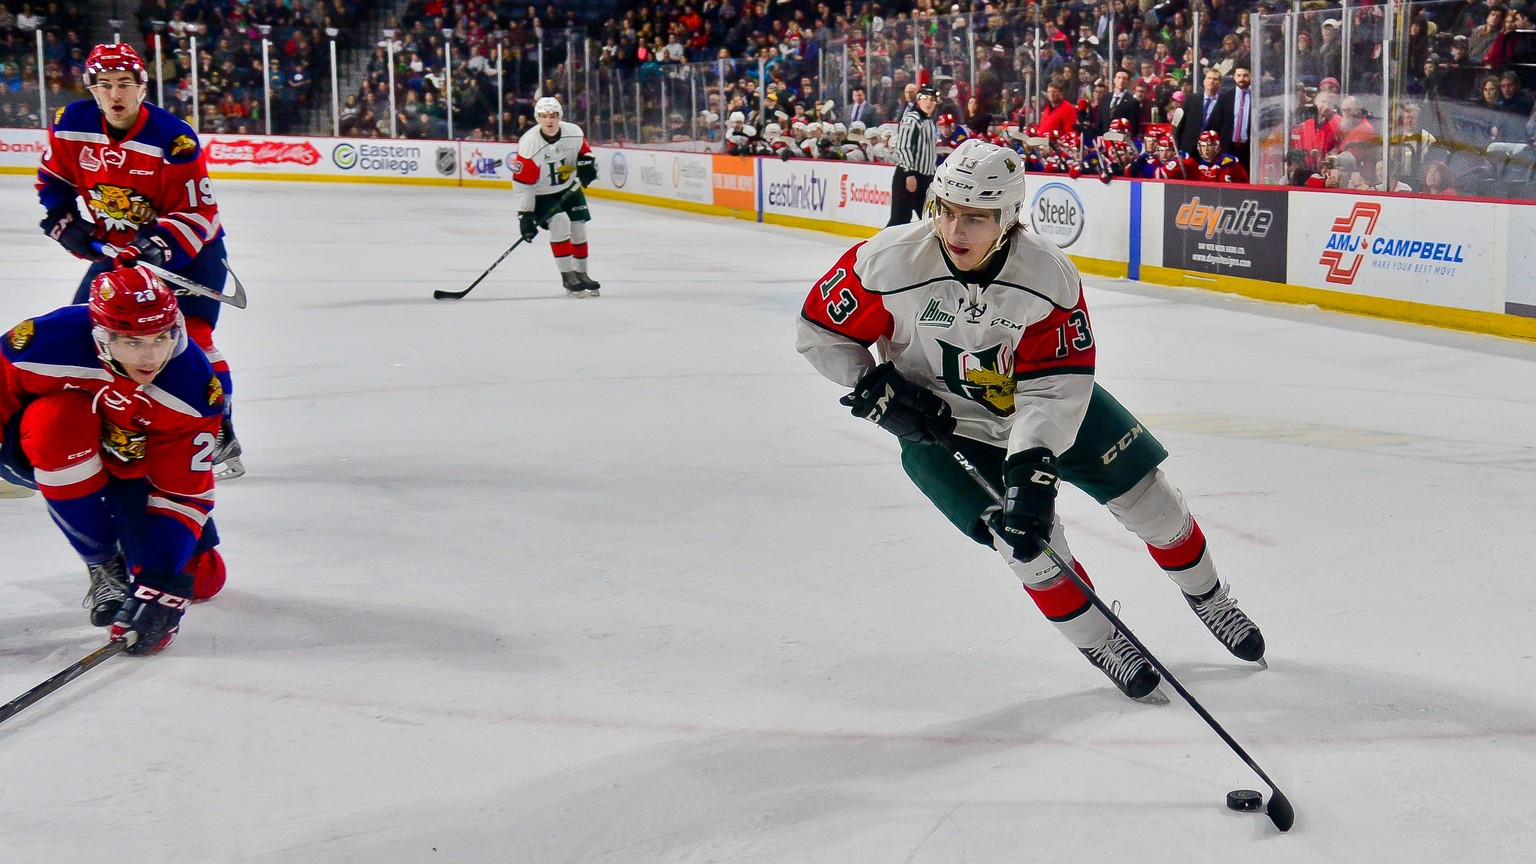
[765,170,830,212]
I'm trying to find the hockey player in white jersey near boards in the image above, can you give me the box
[512,97,601,297]
[796,138,1265,700]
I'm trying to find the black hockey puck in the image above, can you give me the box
[1226,789,1263,812]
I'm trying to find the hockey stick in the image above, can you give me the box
[0,639,126,726]
[93,244,249,309]
[433,236,529,300]
[938,437,1296,833]
[434,183,586,301]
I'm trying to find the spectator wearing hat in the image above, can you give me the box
[1319,19,1344,84]
[1445,37,1478,99]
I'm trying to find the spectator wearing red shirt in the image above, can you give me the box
[1037,82,1079,137]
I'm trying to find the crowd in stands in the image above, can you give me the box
[124,0,384,135]
[0,1,90,127]
[7,1,1536,199]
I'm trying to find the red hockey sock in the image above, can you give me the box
[1147,519,1207,572]
[1023,560,1094,621]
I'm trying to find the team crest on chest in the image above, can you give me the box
[101,419,147,463]
[936,339,1016,415]
[86,183,156,230]
[7,320,35,350]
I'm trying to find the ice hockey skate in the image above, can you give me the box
[574,271,601,296]
[1185,581,1266,665]
[211,416,244,481]
[562,271,595,298]
[83,556,129,627]
[1080,629,1164,701]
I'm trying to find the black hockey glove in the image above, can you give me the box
[40,207,107,262]
[576,153,597,187]
[110,581,190,656]
[116,233,172,268]
[839,362,955,445]
[518,211,540,242]
[999,447,1060,561]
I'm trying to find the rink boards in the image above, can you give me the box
[3,126,1534,339]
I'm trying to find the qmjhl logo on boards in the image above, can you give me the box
[1317,201,1468,286]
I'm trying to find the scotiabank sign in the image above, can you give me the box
[0,127,48,168]
[205,137,321,166]
[1163,185,1288,283]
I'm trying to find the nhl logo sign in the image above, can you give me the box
[435,147,456,176]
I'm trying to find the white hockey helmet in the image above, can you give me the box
[929,138,1029,234]
[534,96,562,118]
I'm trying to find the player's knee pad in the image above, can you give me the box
[568,219,587,245]
[1105,469,1193,547]
[547,212,573,243]
[187,547,226,601]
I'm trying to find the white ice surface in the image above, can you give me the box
[1,176,1534,863]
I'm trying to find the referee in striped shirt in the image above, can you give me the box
[887,84,940,226]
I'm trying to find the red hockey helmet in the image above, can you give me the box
[1198,129,1222,146]
[84,43,148,87]
[89,267,184,382]
[89,267,179,336]
[1109,117,1131,134]
[938,113,957,126]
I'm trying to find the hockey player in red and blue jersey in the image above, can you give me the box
[0,267,226,655]
[1192,130,1250,183]
[36,43,243,480]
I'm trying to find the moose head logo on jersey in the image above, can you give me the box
[936,340,1015,416]
[86,183,156,231]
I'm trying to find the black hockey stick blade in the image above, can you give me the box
[0,639,126,726]
[1266,789,1296,832]
[434,236,528,300]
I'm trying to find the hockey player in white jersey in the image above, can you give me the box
[512,97,601,297]
[796,138,1265,700]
